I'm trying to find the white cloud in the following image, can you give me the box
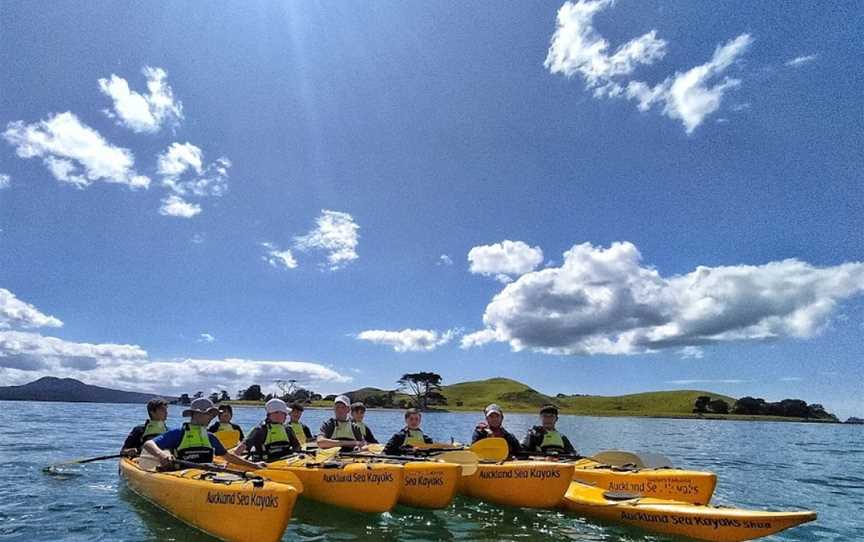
[3,112,150,189]
[438,254,454,266]
[261,242,298,270]
[98,66,183,133]
[198,333,216,343]
[158,195,201,218]
[626,34,753,133]
[785,54,817,68]
[544,0,667,87]
[544,1,752,133]
[0,289,63,329]
[157,142,231,198]
[357,328,457,352]
[780,376,803,382]
[294,210,359,271]
[678,346,704,359]
[0,174,10,189]
[463,241,864,356]
[0,330,350,394]
[468,240,544,283]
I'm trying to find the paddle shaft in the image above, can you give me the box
[171,459,263,480]
[44,453,124,471]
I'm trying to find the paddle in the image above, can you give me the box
[340,450,480,476]
[137,452,304,491]
[43,453,124,473]
[469,437,509,462]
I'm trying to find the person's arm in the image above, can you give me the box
[121,426,144,456]
[506,432,522,456]
[383,432,405,455]
[211,434,264,469]
[562,435,576,455]
[303,425,313,441]
[471,427,486,444]
[364,426,378,444]
[207,421,219,433]
[422,433,434,444]
[142,430,182,467]
[316,420,363,449]
[286,425,302,452]
[520,430,536,453]
[234,423,245,441]
[232,426,260,457]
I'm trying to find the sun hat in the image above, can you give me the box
[485,403,503,416]
[265,398,289,415]
[182,397,220,417]
[334,395,351,406]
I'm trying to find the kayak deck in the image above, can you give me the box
[561,481,816,542]
[571,458,718,504]
[119,457,298,542]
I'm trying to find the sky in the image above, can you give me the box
[1,1,862,418]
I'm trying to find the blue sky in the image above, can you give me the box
[1,2,862,418]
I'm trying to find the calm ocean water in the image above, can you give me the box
[0,400,860,541]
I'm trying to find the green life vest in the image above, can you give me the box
[354,421,367,438]
[331,420,356,440]
[405,429,426,447]
[260,423,295,461]
[539,429,565,454]
[142,420,167,441]
[175,423,214,463]
[289,422,307,445]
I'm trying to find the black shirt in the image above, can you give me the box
[521,426,576,455]
[383,427,433,455]
[471,423,522,457]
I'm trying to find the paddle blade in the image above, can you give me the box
[591,450,645,468]
[436,450,479,476]
[470,438,509,462]
[637,452,674,469]
[315,447,341,463]
[137,451,162,472]
[256,468,304,494]
[215,430,241,449]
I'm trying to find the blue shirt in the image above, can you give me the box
[152,427,227,456]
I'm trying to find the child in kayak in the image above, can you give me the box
[287,402,314,449]
[233,398,302,462]
[384,408,433,455]
[121,398,169,457]
[521,404,577,456]
[207,404,245,446]
[317,395,367,451]
[350,401,379,444]
[471,403,521,458]
[142,398,262,470]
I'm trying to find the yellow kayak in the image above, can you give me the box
[572,458,717,504]
[394,460,462,508]
[266,456,404,513]
[458,460,574,508]
[119,458,297,542]
[561,481,816,542]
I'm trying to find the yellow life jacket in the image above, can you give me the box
[260,423,295,461]
[540,429,566,453]
[331,420,356,440]
[405,429,426,447]
[288,422,307,446]
[175,423,214,463]
[214,423,241,448]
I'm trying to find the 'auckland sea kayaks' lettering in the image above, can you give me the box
[206,490,280,510]
[478,467,562,480]
[322,472,396,484]
[404,472,446,487]
[619,511,773,531]
[607,477,702,496]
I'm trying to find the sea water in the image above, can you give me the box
[0,401,860,541]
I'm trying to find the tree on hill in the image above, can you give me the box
[708,399,729,414]
[693,395,711,413]
[398,372,445,410]
[240,385,264,401]
[178,393,191,405]
[193,391,204,399]
[219,390,230,402]
[209,392,220,404]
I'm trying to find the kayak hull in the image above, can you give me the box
[458,460,574,509]
[400,461,462,508]
[267,459,404,513]
[572,458,717,504]
[119,458,297,542]
[561,481,816,542]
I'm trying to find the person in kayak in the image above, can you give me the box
[207,404,245,442]
[471,403,521,457]
[287,402,314,449]
[121,398,170,457]
[142,398,262,469]
[383,408,433,455]
[233,398,302,462]
[521,404,576,456]
[317,395,367,451]
[350,401,379,444]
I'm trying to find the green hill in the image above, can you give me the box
[441,378,555,410]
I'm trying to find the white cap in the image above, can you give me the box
[265,398,289,414]
[334,395,351,406]
[485,403,503,416]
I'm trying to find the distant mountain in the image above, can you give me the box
[0,377,173,404]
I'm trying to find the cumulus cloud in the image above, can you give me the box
[0,289,63,329]
[545,0,752,133]
[468,240,544,283]
[159,195,201,218]
[98,66,183,133]
[261,242,298,270]
[2,112,150,189]
[438,254,454,266]
[626,34,753,134]
[462,241,864,356]
[157,142,231,197]
[785,54,817,68]
[666,379,746,385]
[0,330,350,394]
[357,328,457,352]
[0,174,9,189]
[678,346,704,359]
[294,210,359,271]
[545,0,667,88]
[198,333,216,343]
